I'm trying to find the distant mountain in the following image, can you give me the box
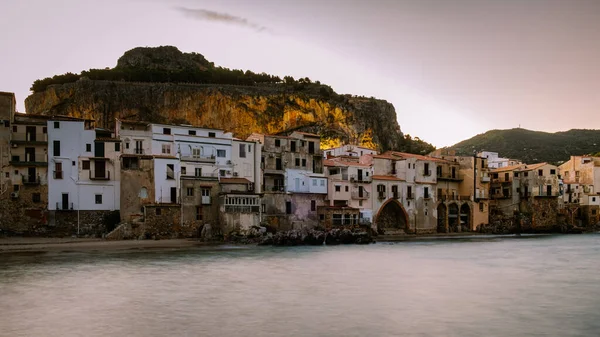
[450,128,600,164]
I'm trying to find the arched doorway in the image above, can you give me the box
[375,200,409,234]
[448,203,459,233]
[437,203,447,233]
[460,203,471,232]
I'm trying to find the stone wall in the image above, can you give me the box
[0,185,49,235]
[143,205,200,239]
[120,158,154,222]
[528,198,559,231]
[262,193,326,231]
[48,210,118,237]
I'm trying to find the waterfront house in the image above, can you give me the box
[559,156,600,227]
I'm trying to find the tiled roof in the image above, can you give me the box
[372,175,405,181]
[386,151,451,163]
[491,164,525,173]
[220,178,252,184]
[517,162,549,171]
[324,158,372,167]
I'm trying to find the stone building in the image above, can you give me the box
[560,156,600,228]
[323,155,373,227]
[0,92,16,196]
[248,132,326,230]
[371,152,440,234]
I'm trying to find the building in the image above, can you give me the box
[489,164,523,216]
[47,118,121,235]
[370,152,440,234]
[321,155,373,228]
[118,120,263,237]
[0,92,16,196]
[513,162,561,229]
[324,144,378,158]
[478,151,522,169]
[560,156,600,227]
[248,131,326,230]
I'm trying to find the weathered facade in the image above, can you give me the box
[560,156,600,228]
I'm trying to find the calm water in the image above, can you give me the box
[1,235,600,337]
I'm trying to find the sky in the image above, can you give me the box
[1,0,599,147]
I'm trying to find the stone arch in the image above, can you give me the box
[375,199,409,233]
[437,203,447,233]
[448,203,459,233]
[460,203,471,232]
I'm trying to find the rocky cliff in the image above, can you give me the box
[25,46,433,152]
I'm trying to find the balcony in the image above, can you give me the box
[481,175,491,183]
[392,192,399,199]
[90,170,111,180]
[56,202,74,211]
[134,148,144,155]
[351,190,370,200]
[264,185,286,192]
[422,170,432,177]
[201,196,212,205]
[9,153,48,167]
[10,133,48,145]
[53,171,63,179]
[437,172,462,181]
[181,172,219,180]
[349,174,372,183]
[181,155,216,163]
[21,175,41,185]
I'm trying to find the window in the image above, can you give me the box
[593,197,597,202]
[217,149,226,157]
[239,144,246,158]
[32,193,41,203]
[86,144,91,152]
[345,186,349,192]
[208,132,216,138]
[162,144,171,154]
[576,171,580,177]
[4,172,8,178]
[163,128,171,135]
[202,188,210,197]
[320,180,325,186]
[524,172,528,177]
[308,141,315,154]
[302,159,306,167]
[550,169,556,175]
[53,140,60,156]
[286,201,292,214]
[95,194,102,204]
[359,200,363,207]
[424,163,430,176]
[166,164,175,179]
[564,171,569,177]
[290,141,296,152]
[311,200,316,211]
[593,209,597,215]
[139,187,148,198]
[424,187,430,199]
[189,130,196,136]
[335,185,341,192]
[54,162,63,179]
[12,125,17,132]
[115,143,121,152]
[312,179,317,186]
[195,168,202,177]
[181,167,186,175]
[319,214,325,220]
[187,187,194,196]
[72,161,75,166]
[125,142,130,149]
[82,160,90,170]
[538,169,543,176]
[220,170,226,177]
[248,145,252,153]
[275,139,281,147]
[53,121,60,129]
[123,157,139,170]
[156,208,162,216]
[196,207,202,220]
[407,186,412,198]
[514,172,519,177]
[42,127,47,134]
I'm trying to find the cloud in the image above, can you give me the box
[176,7,269,32]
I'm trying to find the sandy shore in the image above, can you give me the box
[0,237,212,254]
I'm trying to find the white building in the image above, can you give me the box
[48,119,120,211]
[478,151,522,169]
[324,144,378,158]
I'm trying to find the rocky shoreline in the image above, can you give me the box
[226,228,375,246]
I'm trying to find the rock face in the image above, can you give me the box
[24,46,428,152]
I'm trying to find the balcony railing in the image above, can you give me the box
[423,170,432,176]
[264,185,286,192]
[181,172,219,180]
[11,133,48,144]
[9,152,48,166]
[201,196,212,205]
[21,175,41,185]
[53,171,63,179]
[56,202,74,211]
[90,170,111,180]
[378,191,386,199]
[181,155,216,163]
[392,191,399,199]
[134,148,144,155]
[349,174,372,183]
[351,190,370,200]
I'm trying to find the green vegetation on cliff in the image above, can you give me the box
[451,128,600,164]
[27,46,434,154]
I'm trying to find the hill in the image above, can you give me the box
[450,128,600,164]
[25,46,434,154]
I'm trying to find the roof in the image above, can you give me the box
[152,155,178,159]
[324,158,372,168]
[491,164,525,173]
[372,175,405,181]
[95,138,120,142]
[293,131,320,138]
[0,91,16,97]
[386,151,451,163]
[220,178,252,184]
[517,162,549,172]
